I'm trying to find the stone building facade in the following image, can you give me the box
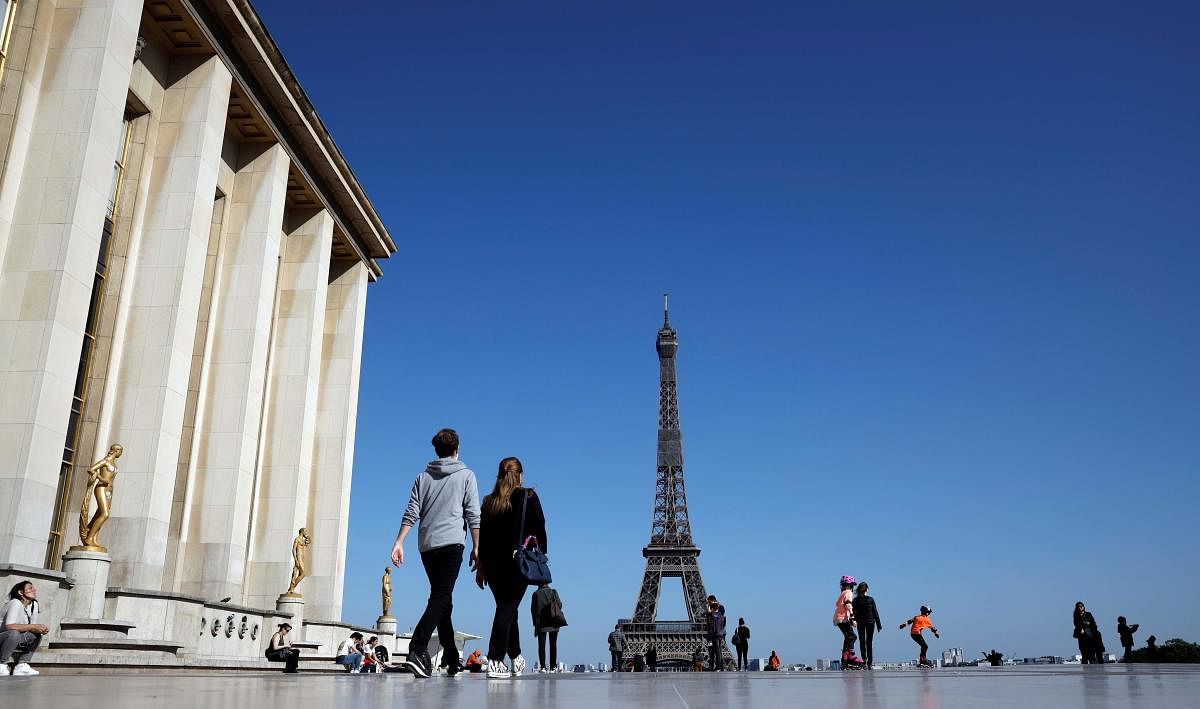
[0,0,400,665]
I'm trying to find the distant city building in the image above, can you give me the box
[816,658,831,671]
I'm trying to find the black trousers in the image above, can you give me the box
[611,651,622,671]
[266,647,300,672]
[736,645,748,670]
[859,624,875,666]
[911,632,928,659]
[537,631,558,670]
[409,544,463,663]
[487,575,527,661]
[708,636,722,670]
[838,622,857,654]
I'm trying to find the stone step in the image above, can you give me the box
[49,637,184,658]
[58,618,137,639]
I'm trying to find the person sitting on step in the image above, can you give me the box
[1,580,49,678]
[335,632,365,673]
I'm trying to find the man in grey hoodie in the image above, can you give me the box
[390,428,481,678]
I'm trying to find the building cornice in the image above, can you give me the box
[183,0,397,278]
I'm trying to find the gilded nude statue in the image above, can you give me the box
[286,527,311,595]
[382,567,392,617]
[73,443,123,553]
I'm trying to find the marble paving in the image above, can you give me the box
[1,665,1197,708]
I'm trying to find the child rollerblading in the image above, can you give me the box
[834,575,866,669]
[900,605,939,667]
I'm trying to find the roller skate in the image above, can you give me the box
[842,650,866,670]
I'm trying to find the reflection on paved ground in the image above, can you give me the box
[1,665,1197,708]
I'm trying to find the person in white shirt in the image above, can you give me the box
[2,580,49,677]
[335,632,365,673]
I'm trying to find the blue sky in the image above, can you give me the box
[254,1,1199,665]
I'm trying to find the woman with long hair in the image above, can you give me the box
[476,457,548,679]
[1073,602,1105,664]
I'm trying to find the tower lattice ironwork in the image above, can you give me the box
[615,297,732,670]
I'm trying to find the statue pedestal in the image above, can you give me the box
[376,615,397,635]
[276,594,305,640]
[62,550,111,619]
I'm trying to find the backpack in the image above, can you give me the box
[545,589,568,628]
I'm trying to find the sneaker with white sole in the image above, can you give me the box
[511,655,527,677]
[12,663,38,676]
[486,658,510,679]
[0,663,10,677]
[404,652,431,678]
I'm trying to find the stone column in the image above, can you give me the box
[187,143,290,602]
[276,594,305,641]
[0,0,142,566]
[376,616,397,636]
[305,260,369,621]
[245,209,332,610]
[102,55,232,589]
[61,549,112,619]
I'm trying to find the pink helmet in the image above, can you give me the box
[840,575,856,586]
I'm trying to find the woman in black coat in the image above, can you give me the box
[1073,601,1105,664]
[475,457,547,678]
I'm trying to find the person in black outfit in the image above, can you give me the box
[705,595,727,671]
[264,622,300,673]
[731,618,750,671]
[1116,616,1139,663]
[476,457,547,677]
[646,643,658,672]
[852,582,883,669]
[1073,602,1105,664]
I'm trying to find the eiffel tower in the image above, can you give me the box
[615,297,731,670]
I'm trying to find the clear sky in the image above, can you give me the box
[254,1,1199,665]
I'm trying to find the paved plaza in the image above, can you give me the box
[2,665,1197,708]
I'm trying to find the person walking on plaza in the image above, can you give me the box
[531,582,566,673]
[608,624,627,672]
[1072,602,1105,664]
[705,595,727,671]
[900,605,940,667]
[731,617,751,671]
[834,575,865,669]
[1117,616,1139,663]
[265,622,300,673]
[852,581,882,669]
[1,580,48,677]
[646,643,658,672]
[391,428,481,679]
[476,456,547,679]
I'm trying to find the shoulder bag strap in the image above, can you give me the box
[516,488,529,553]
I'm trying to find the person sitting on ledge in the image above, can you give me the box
[264,623,300,673]
[363,636,392,673]
[335,632,365,673]
[465,648,484,672]
[766,650,781,671]
[1,580,49,677]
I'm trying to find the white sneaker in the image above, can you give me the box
[511,655,527,677]
[12,663,38,676]
[486,659,510,679]
[349,667,360,674]
[0,663,9,676]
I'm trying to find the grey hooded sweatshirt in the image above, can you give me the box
[402,458,482,552]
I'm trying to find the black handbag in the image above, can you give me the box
[514,490,552,586]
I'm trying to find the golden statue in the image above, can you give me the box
[72,444,123,553]
[286,527,311,595]
[382,568,392,617]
